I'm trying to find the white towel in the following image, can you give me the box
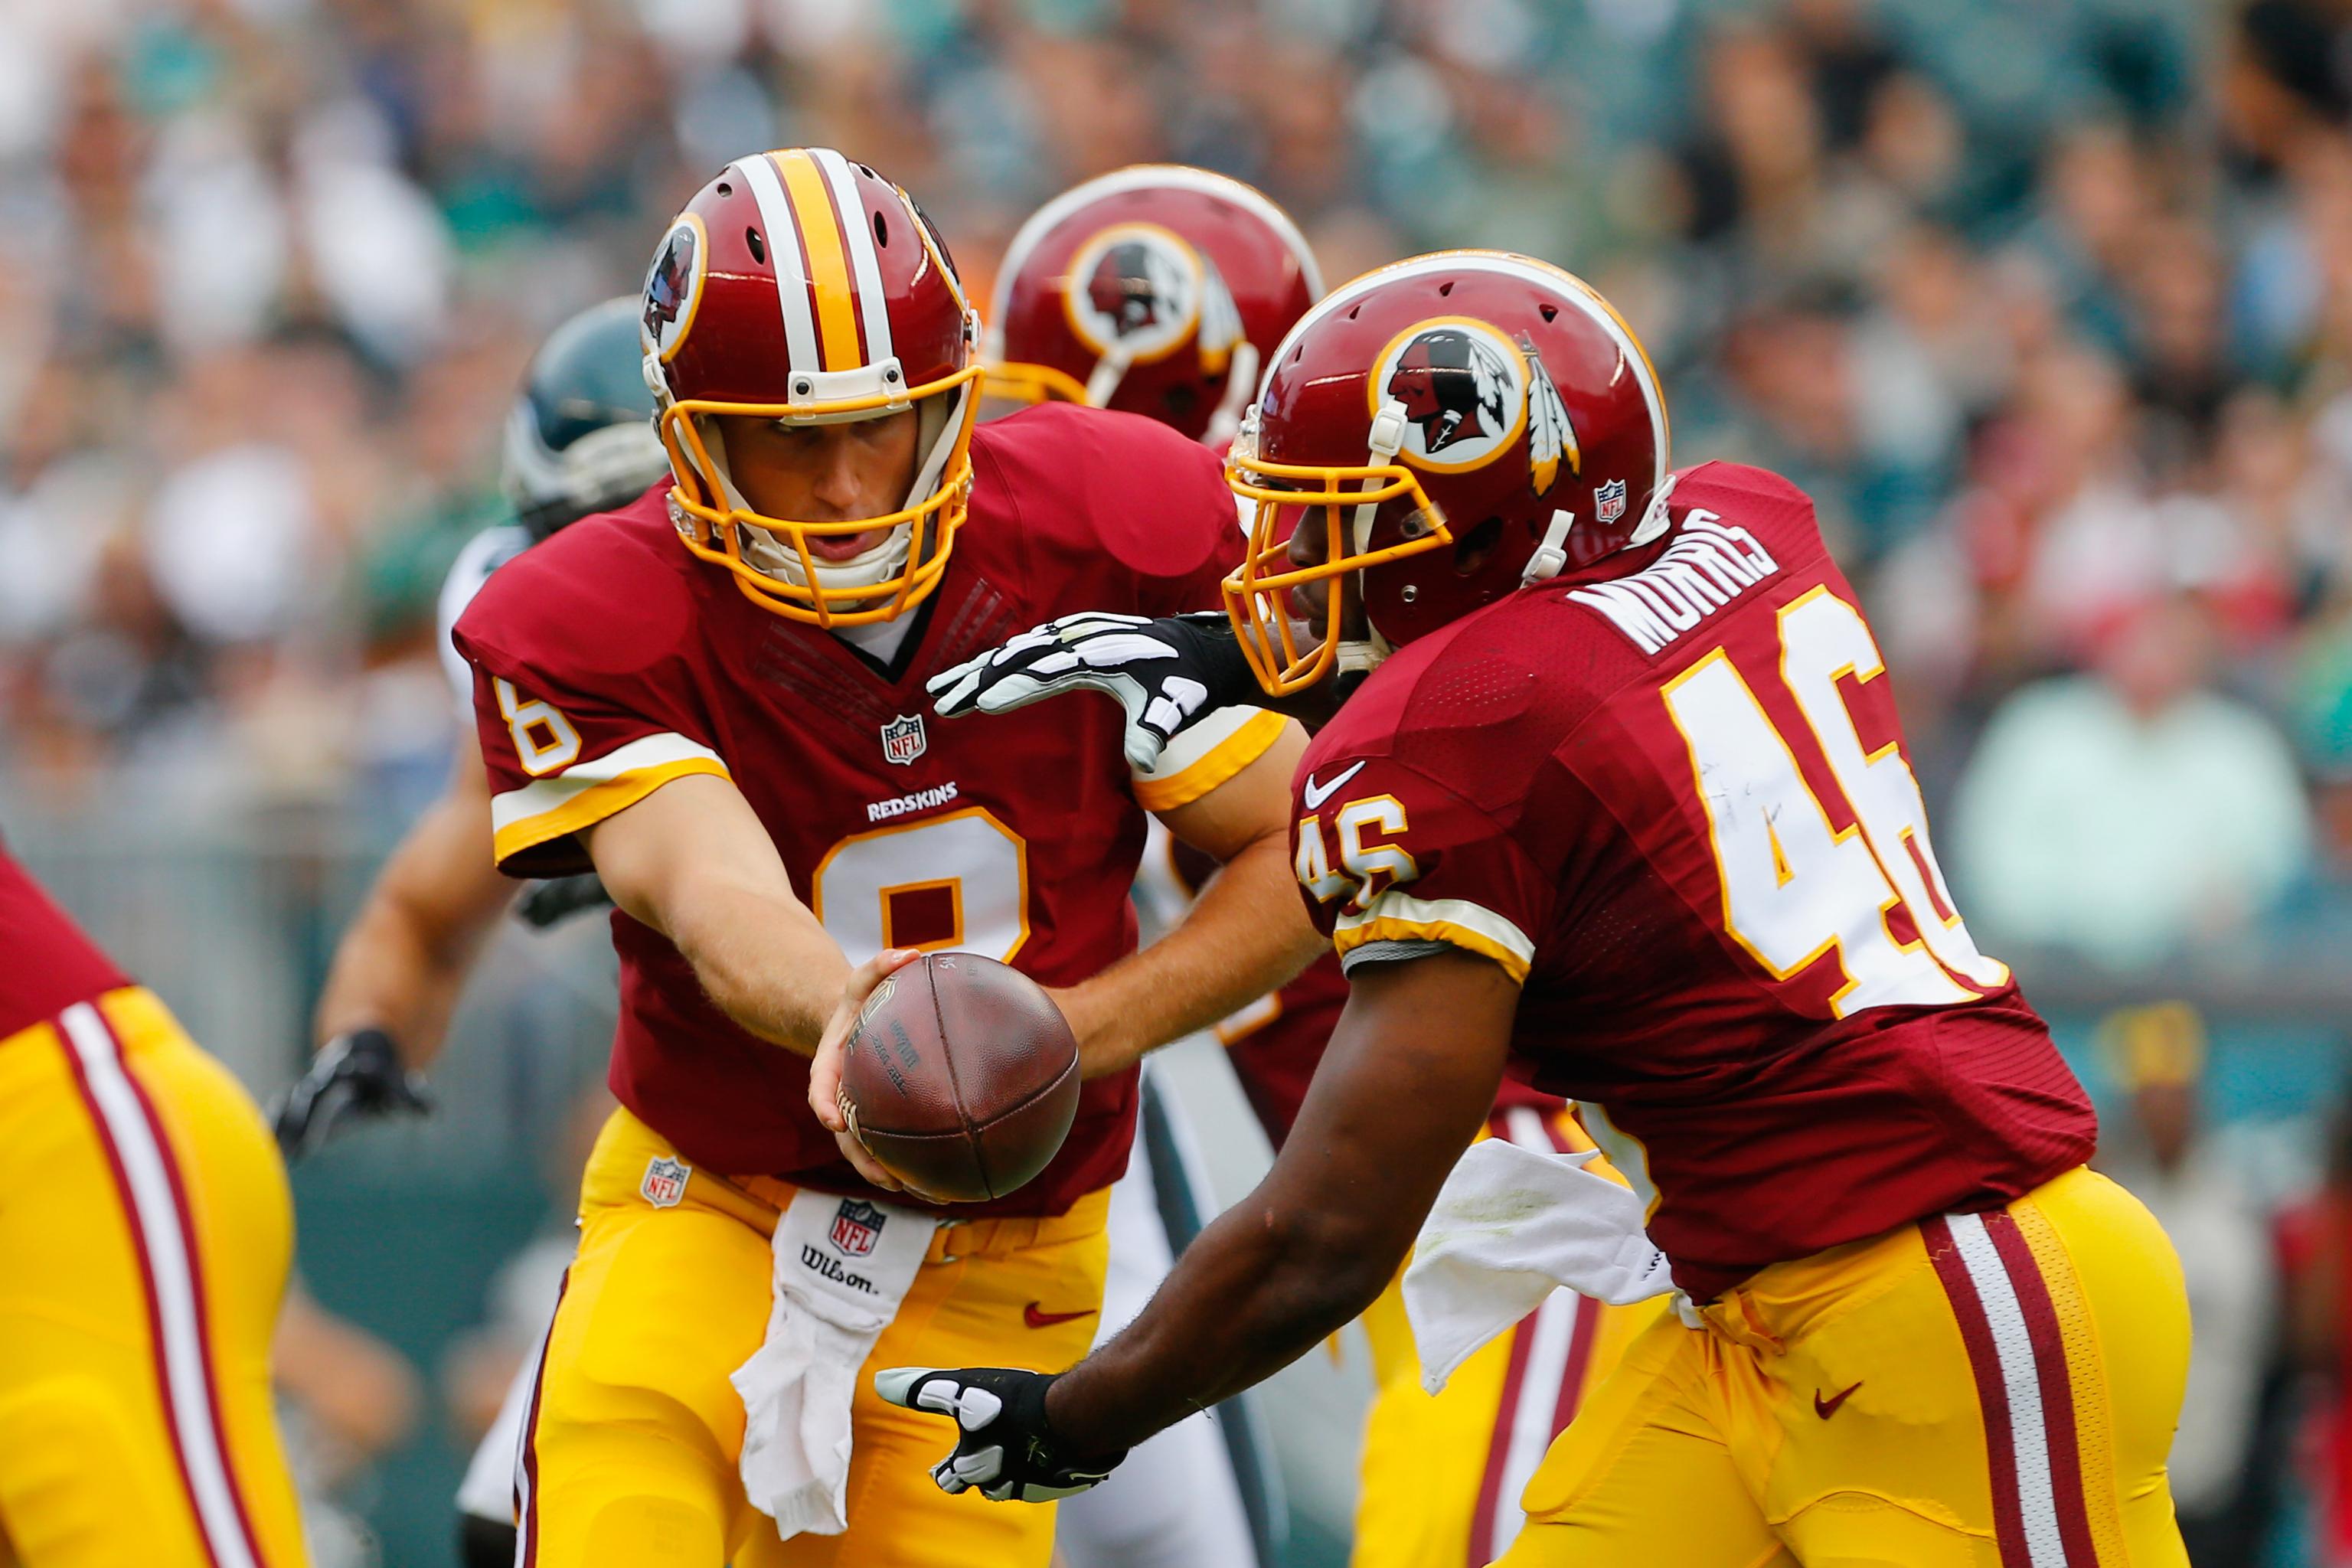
[733,1189,937,1537]
[1403,1138,1678,1393]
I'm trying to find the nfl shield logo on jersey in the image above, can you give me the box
[1593,478,1628,525]
[831,1199,886,1256]
[880,714,926,766]
[640,1155,690,1209]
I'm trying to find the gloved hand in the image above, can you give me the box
[874,1366,1126,1502]
[270,1027,430,1158]
[925,611,1258,771]
[514,872,616,929]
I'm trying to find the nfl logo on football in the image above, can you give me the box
[640,1155,689,1209]
[1593,478,1628,526]
[880,714,926,766]
[831,1198,886,1256]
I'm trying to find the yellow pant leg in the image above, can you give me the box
[1504,1305,1791,1568]
[1507,1165,2187,1568]
[519,1109,1110,1568]
[0,988,306,1568]
[1717,1166,2187,1567]
[781,1207,1107,1568]
[518,1111,780,1568]
[1357,1102,1665,1568]
[1354,1272,1666,1568]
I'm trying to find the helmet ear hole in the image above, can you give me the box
[874,211,890,248]
[746,227,766,263]
[1452,516,1504,575]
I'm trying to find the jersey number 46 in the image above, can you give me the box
[1664,586,2007,1017]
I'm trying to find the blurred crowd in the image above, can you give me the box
[8,0,2352,1560]
[5,0,2352,956]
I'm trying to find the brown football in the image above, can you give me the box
[838,952,1080,1203]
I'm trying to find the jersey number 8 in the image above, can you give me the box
[811,807,1031,966]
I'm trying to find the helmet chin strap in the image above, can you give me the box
[1628,471,1678,547]
[1203,342,1260,448]
[1084,350,1132,407]
[1338,399,1412,678]
[1523,508,1577,586]
[1520,471,1682,587]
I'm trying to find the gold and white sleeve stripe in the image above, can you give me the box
[490,732,731,865]
[1332,889,1536,983]
[1131,706,1288,812]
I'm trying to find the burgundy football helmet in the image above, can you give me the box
[642,147,984,626]
[985,166,1322,446]
[1223,251,1673,694]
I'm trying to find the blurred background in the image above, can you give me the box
[5,0,2352,1562]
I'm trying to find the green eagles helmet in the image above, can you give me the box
[502,296,670,541]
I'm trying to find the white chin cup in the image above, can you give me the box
[740,519,910,593]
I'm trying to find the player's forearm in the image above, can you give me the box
[1050,951,1514,1454]
[1049,1183,1398,1453]
[1062,830,1321,1077]
[666,882,848,1054]
[312,796,513,1067]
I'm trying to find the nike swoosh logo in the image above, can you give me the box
[1023,1302,1097,1330]
[1813,1381,1863,1419]
[1302,760,1367,810]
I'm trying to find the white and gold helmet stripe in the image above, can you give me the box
[730,152,822,371]
[809,146,896,366]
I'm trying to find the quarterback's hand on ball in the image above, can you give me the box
[270,1028,430,1158]
[874,1367,1126,1502]
[925,611,1255,772]
[808,948,923,1194]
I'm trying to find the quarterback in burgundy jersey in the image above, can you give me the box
[892,252,2190,1568]
[453,149,1317,1568]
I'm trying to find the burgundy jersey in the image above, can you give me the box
[1290,462,2096,1298]
[456,403,1286,1217]
[0,843,129,1040]
[1169,828,1556,1148]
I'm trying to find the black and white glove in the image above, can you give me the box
[874,1367,1127,1503]
[925,611,1257,771]
[270,1027,431,1159]
[514,872,616,930]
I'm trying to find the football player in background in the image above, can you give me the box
[896,253,2191,1566]
[983,162,1318,1568]
[271,294,669,1567]
[989,168,1660,1568]
[451,149,1321,1568]
[0,842,309,1566]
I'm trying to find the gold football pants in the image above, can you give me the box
[0,987,306,1567]
[1352,1102,1662,1568]
[1500,1166,2189,1567]
[516,1107,1109,1568]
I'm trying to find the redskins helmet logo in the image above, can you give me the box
[640,214,707,364]
[1063,221,1241,368]
[1370,316,1579,495]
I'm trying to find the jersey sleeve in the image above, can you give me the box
[1290,754,1551,984]
[453,586,730,879]
[1132,706,1289,812]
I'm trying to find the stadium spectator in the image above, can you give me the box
[1949,591,2314,969]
